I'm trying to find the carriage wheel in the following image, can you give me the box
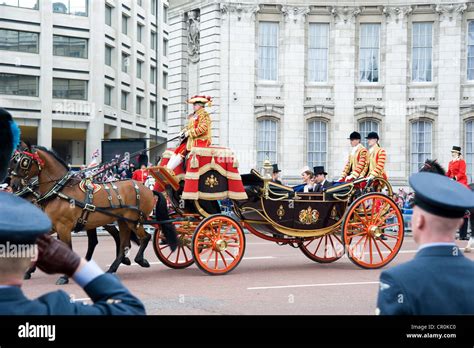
[342,193,404,269]
[299,228,344,263]
[152,219,195,269]
[192,214,245,275]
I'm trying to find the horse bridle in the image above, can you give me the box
[10,150,45,183]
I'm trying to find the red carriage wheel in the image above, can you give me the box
[299,229,344,263]
[192,214,246,275]
[153,219,195,269]
[342,193,404,269]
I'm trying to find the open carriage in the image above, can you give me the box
[149,147,404,275]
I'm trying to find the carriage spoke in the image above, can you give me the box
[378,238,394,252]
[219,251,228,268]
[347,231,367,239]
[373,238,384,262]
[214,251,218,269]
[328,234,337,257]
[369,235,373,264]
[313,236,324,256]
[175,245,181,263]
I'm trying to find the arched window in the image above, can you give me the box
[466,120,474,182]
[359,119,379,148]
[307,119,327,169]
[411,120,432,174]
[257,118,278,166]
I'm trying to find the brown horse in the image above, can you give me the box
[10,145,155,284]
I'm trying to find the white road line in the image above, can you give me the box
[248,281,380,291]
[106,256,275,267]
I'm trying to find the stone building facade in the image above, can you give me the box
[169,0,474,185]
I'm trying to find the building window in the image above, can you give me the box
[150,101,156,119]
[0,0,38,9]
[411,120,432,174]
[53,0,88,16]
[307,119,327,169]
[0,73,38,97]
[122,15,128,35]
[137,0,142,6]
[162,104,168,122]
[121,91,129,110]
[359,23,380,83]
[150,66,156,84]
[412,22,432,82]
[105,4,112,26]
[162,71,168,89]
[258,22,279,81]
[136,96,143,115]
[151,0,156,14]
[257,118,278,166]
[0,29,39,53]
[163,38,168,57]
[137,23,143,43]
[104,85,112,106]
[359,119,380,148]
[53,35,88,58]
[122,52,129,73]
[53,78,87,100]
[136,60,143,79]
[308,23,329,83]
[466,120,474,182]
[163,5,168,24]
[105,45,112,66]
[151,31,157,50]
[468,22,474,80]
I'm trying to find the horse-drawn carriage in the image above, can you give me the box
[150,146,404,275]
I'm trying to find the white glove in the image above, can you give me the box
[367,175,375,180]
[184,130,189,137]
[179,131,186,139]
[346,175,354,181]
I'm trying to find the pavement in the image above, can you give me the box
[22,233,474,315]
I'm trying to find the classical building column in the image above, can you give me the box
[281,6,309,177]
[436,3,467,166]
[220,3,259,173]
[331,6,360,178]
[383,6,412,183]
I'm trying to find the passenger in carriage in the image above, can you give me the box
[271,164,282,185]
[312,166,332,193]
[294,168,314,193]
[338,131,368,182]
[166,95,213,171]
[366,132,387,181]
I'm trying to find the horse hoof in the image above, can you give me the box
[122,257,131,266]
[56,276,69,285]
[135,259,150,268]
[24,273,32,280]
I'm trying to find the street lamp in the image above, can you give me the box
[262,159,272,199]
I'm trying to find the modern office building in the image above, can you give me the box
[0,0,170,165]
[169,0,474,185]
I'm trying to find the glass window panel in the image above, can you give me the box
[359,24,380,82]
[52,78,69,99]
[122,15,128,35]
[308,23,329,82]
[136,96,143,115]
[53,35,69,56]
[69,0,87,16]
[137,60,143,79]
[105,5,112,26]
[105,45,112,66]
[104,85,112,106]
[18,31,38,53]
[0,29,19,51]
[307,120,328,168]
[258,22,279,81]
[411,121,432,174]
[465,120,474,182]
[68,37,87,58]
[53,1,68,13]
[412,22,432,82]
[359,120,379,148]
[121,91,128,110]
[257,119,278,166]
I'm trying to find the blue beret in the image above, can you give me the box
[0,192,51,244]
[409,172,474,218]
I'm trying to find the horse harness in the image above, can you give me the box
[12,150,145,232]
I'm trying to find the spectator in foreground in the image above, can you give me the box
[376,172,474,315]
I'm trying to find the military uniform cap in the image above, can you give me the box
[409,172,474,219]
[348,131,361,140]
[365,132,379,140]
[0,193,51,244]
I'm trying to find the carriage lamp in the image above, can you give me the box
[262,159,272,199]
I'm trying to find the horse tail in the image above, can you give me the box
[155,192,178,252]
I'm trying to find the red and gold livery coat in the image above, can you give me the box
[368,144,387,180]
[341,144,369,179]
[185,108,212,151]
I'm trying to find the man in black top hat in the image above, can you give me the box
[271,164,282,185]
[312,166,331,193]
[0,109,145,315]
[376,172,474,315]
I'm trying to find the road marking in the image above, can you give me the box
[107,256,275,267]
[248,281,380,291]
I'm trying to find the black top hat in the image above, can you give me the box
[409,172,474,218]
[451,146,462,153]
[348,131,361,140]
[313,166,327,175]
[272,164,281,173]
[365,132,379,140]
